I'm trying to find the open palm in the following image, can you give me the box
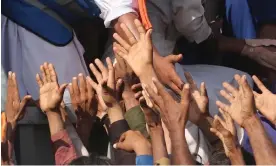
[113,19,153,77]
[36,63,67,112]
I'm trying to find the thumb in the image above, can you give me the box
[168,54,182,63]
[59,83,68,96]
[113,142,127,151]
[17,95,32,121]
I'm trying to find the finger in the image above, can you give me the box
[120,23,137,45]
[17,95,32,120]
[135,91,143,100]
[115,79,123,99]
[200,82,208,97]
[214,115,226,130]
[168,54,183,63]
[40,65,47,83]
[118,132,127,143]
[218,108,228,122]
[11,73,20,102]
[240,75,253,96]
[253,91,260,98]
[145,29,153,48]
[216,100,230,113]
[48,63,58,83]
[131,83,142,92]
[234,74,242,85]
[106,57,115,90]
[144,84,161,108]
[252,75,268,93]
[78,73,87,101]
[86,81,94,101]
[210,128,223,140]
[134,19,146,39]
[152,77,170,100]
[68,83,74,98]
[43,62,51,82]
[184,72,197,90]
[95,59,108,79]
[36,74,43,88]
[180,84,191,106]
[59,83,68,96]
[72,77,80,99]
[86,76,98,90]
[222,82,238,96]
[113,33,131,51]
[113,46,128,60]
[113,42,128,54]
[89,63,102,83]
[169,82,182,94]
[220,90,234,103]
[142,90,153,108]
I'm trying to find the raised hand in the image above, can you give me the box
[68,73,97,119]
[113,19,153,78]
[216,75,255,127]
[210,109,237,157]
[113,130,152,155]
[184,72,209,125]
[36,63,67,112]
[87,58,117,110]
[6,72,32,129]
[144,77,191,132]
[252,75,276,125]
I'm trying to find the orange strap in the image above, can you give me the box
[138,0,152,30]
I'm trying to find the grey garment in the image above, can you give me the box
[1,66,7,112]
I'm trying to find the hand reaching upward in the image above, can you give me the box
[252,75,276,125]
[36,63,67,112]
[216,75,256,127]
[113,19,153,78]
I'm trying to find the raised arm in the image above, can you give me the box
[216,74,276,165]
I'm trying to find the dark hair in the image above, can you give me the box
[69,154,112,165]
[209,151,231,165]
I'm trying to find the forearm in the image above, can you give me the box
[122,92,139,111]
[216,35,245,54]
[170,131,195,165]
[139,66,158,90]
[107,104,124,124]
[244,115,276,164]
[149,126,168,163]
[228,147,245,165]
[46,111,64,136]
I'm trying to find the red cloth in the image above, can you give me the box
[51,129,77,165]
[138,0,152,30]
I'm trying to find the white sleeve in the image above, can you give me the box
[94,0,138,27]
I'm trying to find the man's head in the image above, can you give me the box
[69,154,112,165]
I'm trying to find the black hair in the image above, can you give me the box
[69,154,112,165]
[209,151,231,165]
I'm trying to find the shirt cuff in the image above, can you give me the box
[136,155,154,165]
[102,7,137,27]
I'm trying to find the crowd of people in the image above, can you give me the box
[1,0,276,165]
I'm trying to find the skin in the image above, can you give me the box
[210,109,245,165]
[217,74,276,165]
[2,72,32,165]
[144,78,195,165]
[68,74,97,147]
[114,130,152,156]
[252,75,276,125]
[139,96,168,163]
[36,63,67,136]
[87,58,124,124]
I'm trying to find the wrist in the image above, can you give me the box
[242,114,259,129]
[134,140,152,156]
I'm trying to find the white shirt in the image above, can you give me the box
[94,0,138,27]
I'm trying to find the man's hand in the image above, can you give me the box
[184,72,209,125]
[6,72,32,130]
[113,130,152,155]
[153,54,184,94]
[252,75,276,125]
[216,75,256,127]
[144,78,191,133]
[113,19,153,78]
[87,58,117,110]
[36,63,67,112]
[68,73,97,119]
[210,109,238,157]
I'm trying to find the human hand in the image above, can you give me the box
[143,77,191,133]
[113,130,152,155]
[5,72,32,130]
[69,73,97,120]
[87,58,118,110]
[216,75,256,127]
[113,19,153,78]
[252,75,276,125]
[210,108,237,157]
[153,54,184,94]
[36,63,67,113]
[184,72,209,125]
